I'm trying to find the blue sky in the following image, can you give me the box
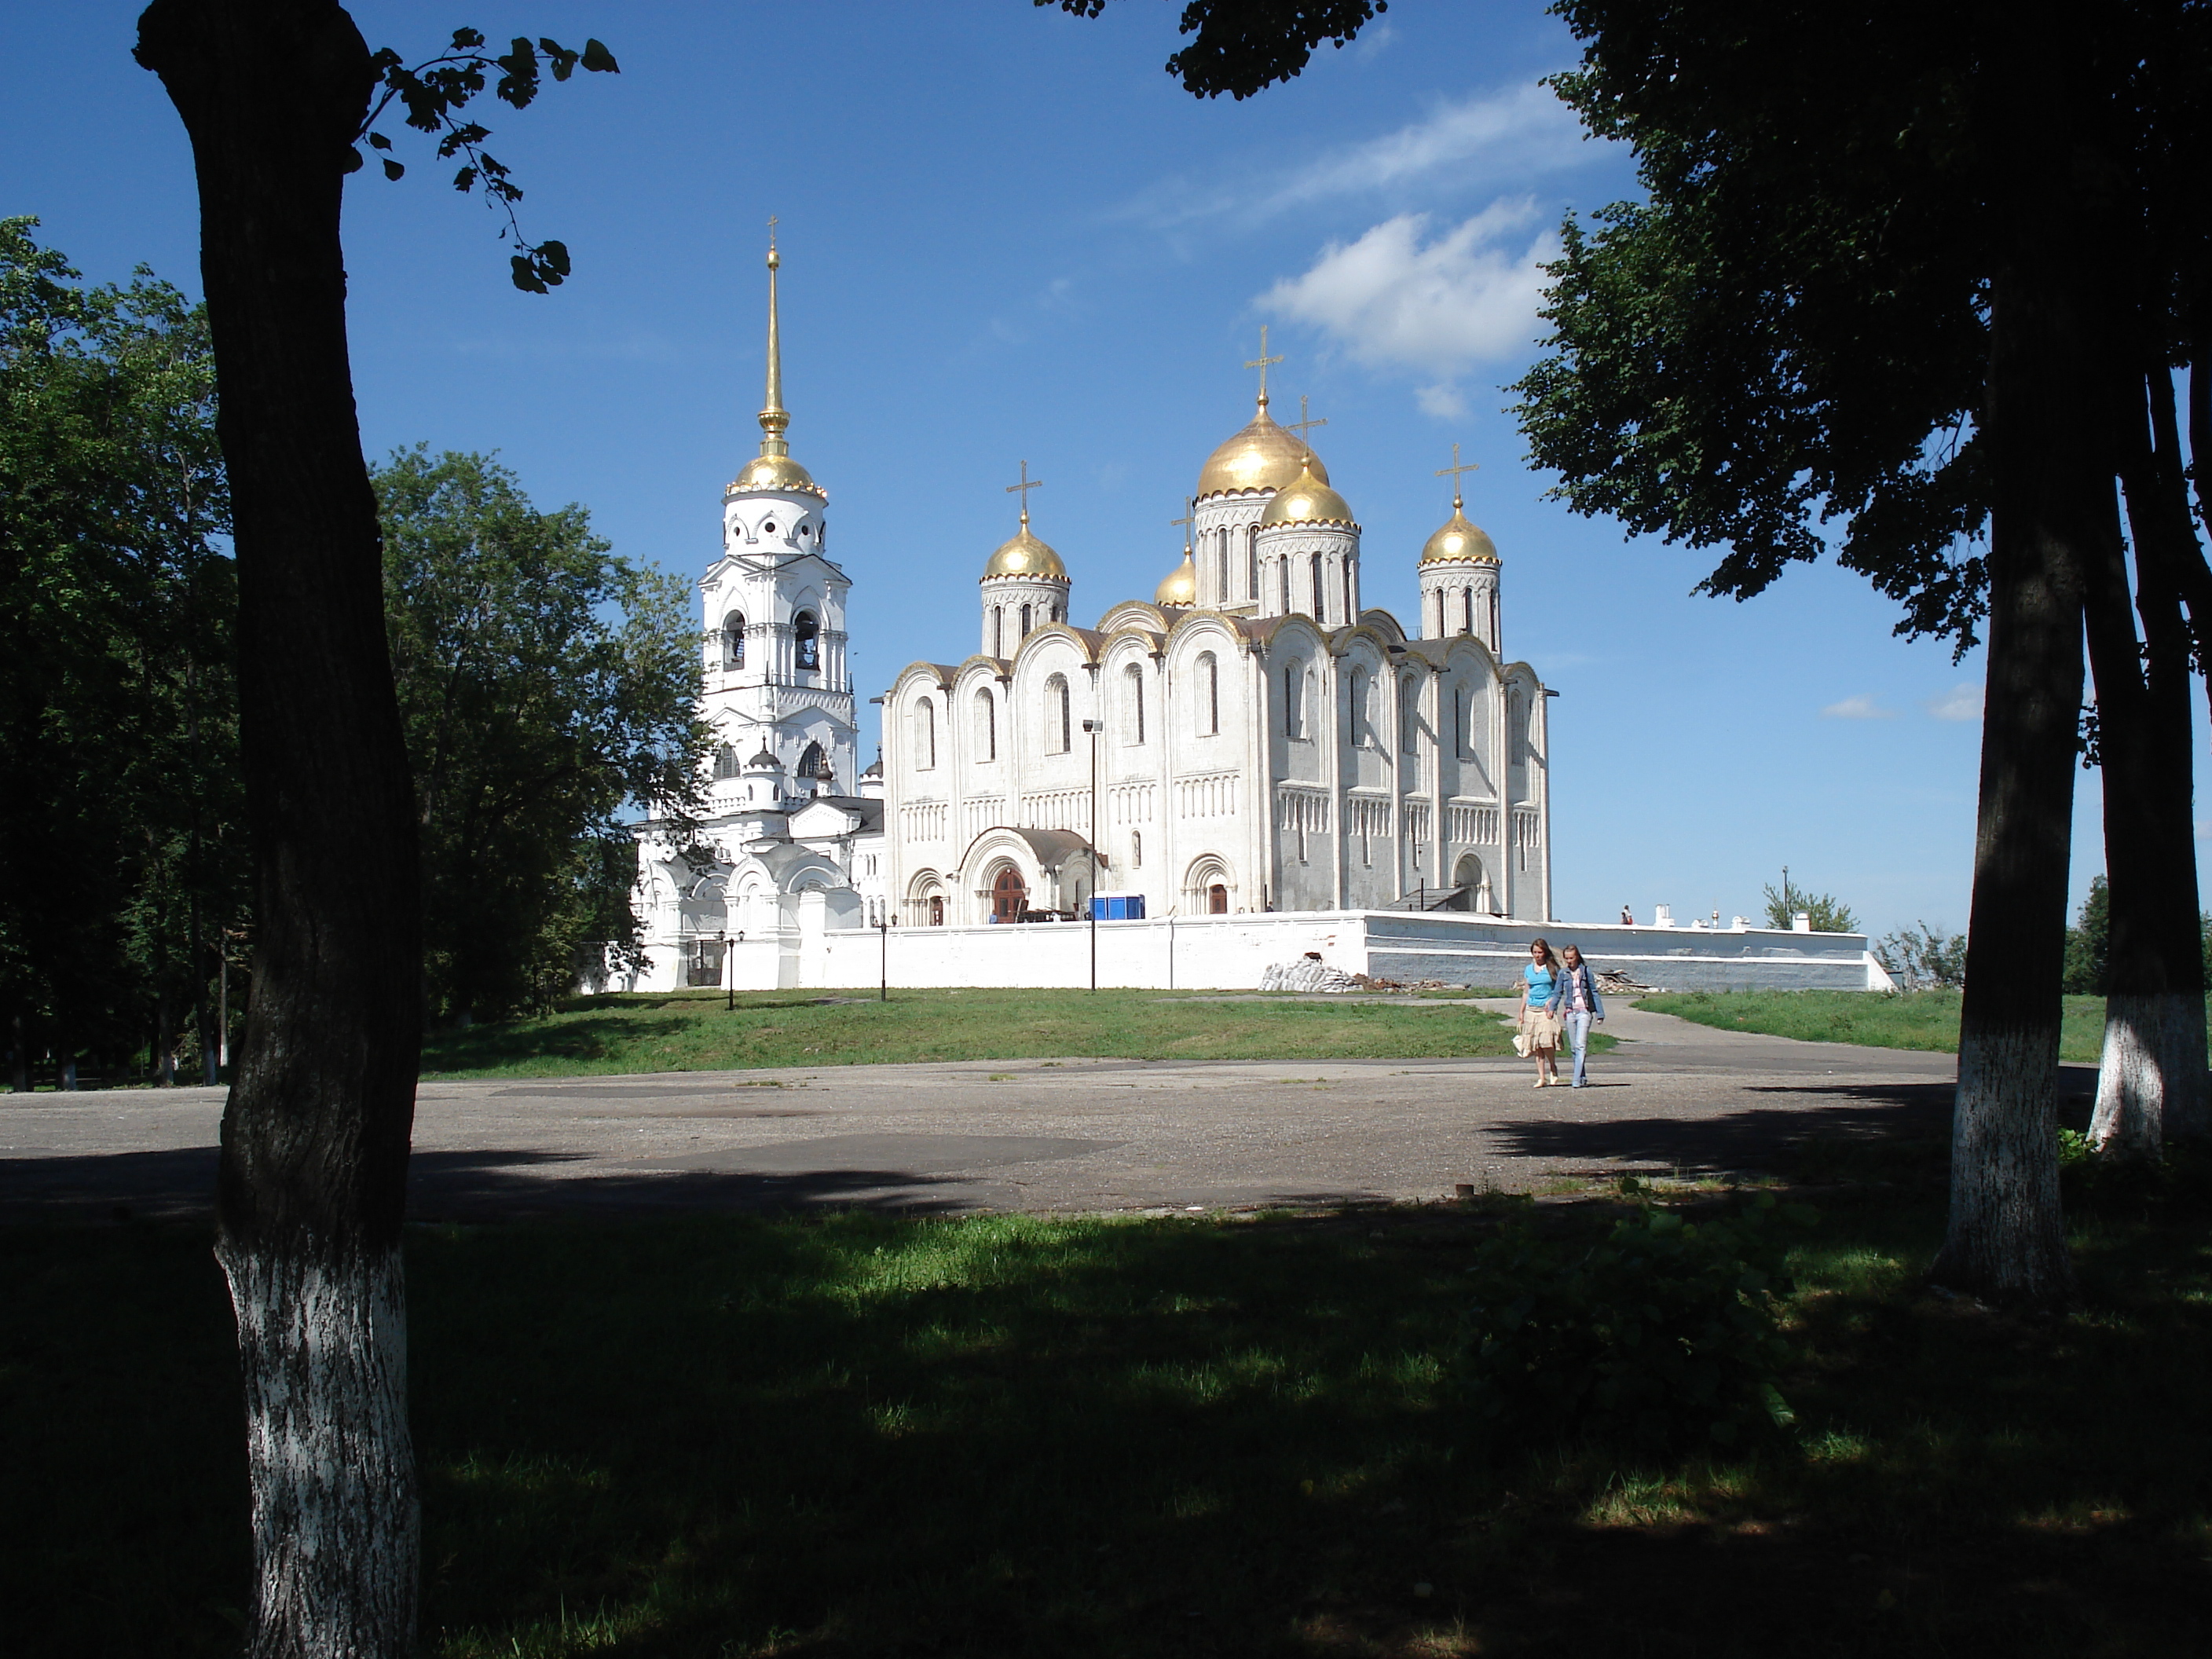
[4,0,2135,939]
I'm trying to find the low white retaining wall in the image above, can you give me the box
[617,910,1888,994]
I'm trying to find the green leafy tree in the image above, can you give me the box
[1759,877,1857,936]
[1498,0,2212,1298]
[375,448,705,1024]
[0,217,244,1092]
[1879,923,1970,992]
[2064,877,2110,996]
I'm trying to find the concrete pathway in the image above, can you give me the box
[0,1001,2027,1224]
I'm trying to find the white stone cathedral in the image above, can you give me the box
[884,390,1553,932]
[626,246,1552,993]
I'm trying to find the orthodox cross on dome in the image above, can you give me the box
[1245,324,1284,410]
[1436,441,1479,510]
[1005,460,1044,529]
[1286,394,1327,458]
[1171,496,1196,553]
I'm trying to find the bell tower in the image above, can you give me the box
[701,225,857,802]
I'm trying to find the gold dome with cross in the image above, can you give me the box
[982,460,1068,580]
[1195,328,1332,500]
[1420,444,1498,564]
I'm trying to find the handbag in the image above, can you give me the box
[1512,1028,1533,1058]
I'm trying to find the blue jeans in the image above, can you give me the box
[1566,1011,1595,1086]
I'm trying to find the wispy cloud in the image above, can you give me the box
[1259,202,1556,374]
[1121,81,1600,231]
[1926,683,1983,722]
[1822,694,1896,720]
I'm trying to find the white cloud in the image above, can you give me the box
[2199,820,2212,841]
[1415,383,1469,419]
[1821,695,1896,720]
[1260,203,1557,372]
[1926,683,1983,722]
[1120,81,1601,230]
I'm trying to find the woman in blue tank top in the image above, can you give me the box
[1519,938,1562,1086]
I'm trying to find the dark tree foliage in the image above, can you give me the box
[1038,0,1384,99]
[0,218,244,1090]
[354,27,618,291]
[375,448,705,1023]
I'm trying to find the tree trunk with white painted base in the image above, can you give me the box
[135,3,424,1654]
[221,1243,418,1657]
[2091,993,2205,1157]
[1932,10,2096,1306]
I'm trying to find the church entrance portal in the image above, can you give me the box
[991,867,1028,924]
[1208,883,1229,914]
[928,895,945,926]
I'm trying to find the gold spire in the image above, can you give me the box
[727,217,823,499]
[758,216,787,457]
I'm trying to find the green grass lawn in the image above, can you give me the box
[9,1143,2211,1657]
[419,987,1606,1079]
[1639,988,2115,1062]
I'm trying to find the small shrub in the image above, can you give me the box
[1462,1195,1815,1452]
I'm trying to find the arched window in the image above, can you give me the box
[928,894,945,926]
[914,697,937,769]
[1215,532,1229,601]
[1123,662,1145,745]
[1020,602,1034,639]
[1343,562,1355,621]
[1489,589,1500,648]
[991,606,1004,658]
[1452,687,1469,756]
[1348,667,1368,747]
[1311,555,1325,621]
[713,743,740,779]
[722,611,745,670]
[1434,590,1446,638]
[1196,651,1220,735]
[1284,661,1306,739]
[794,610,820,671]
[1462,588,1474,635]
[797,741,830,783]
[1047,675,1071,754]
[975,688,997,761]
[1132,830,1143,869]
[1400,677,1419,753]
[1245,526,1259,600]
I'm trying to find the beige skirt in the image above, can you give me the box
[1521,1009,1563,1052]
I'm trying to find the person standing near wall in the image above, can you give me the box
[1549,943,1606,1090]
[1518,938,1563,1087]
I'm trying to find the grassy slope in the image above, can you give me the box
[418,987,1602,1079]
[1639,988,2113,1062]
[9,1152,2210,1657]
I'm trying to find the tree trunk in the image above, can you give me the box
[135,4,423,1656]
[2093,366,2209,1152]
[1934,10,2097,1304]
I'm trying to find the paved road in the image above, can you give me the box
[0,1002,2049,1224]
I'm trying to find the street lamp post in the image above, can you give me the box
[879,910,890,1002]
[1081,717,1101,993]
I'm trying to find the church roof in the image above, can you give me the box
[1420,505,1499,565]
[983,517,1068,581]
[1196,395,1330,499]
[1154,551,1199,607]
[1258,457,1356,528]
[746,747,782,771]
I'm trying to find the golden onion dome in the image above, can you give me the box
[1258,457,1355,527]
[1196,398,1331,499]
[983,519,1068,581]
[1419,506,1500,565]
[727,452,826,499]
[1154,551,1199,608]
